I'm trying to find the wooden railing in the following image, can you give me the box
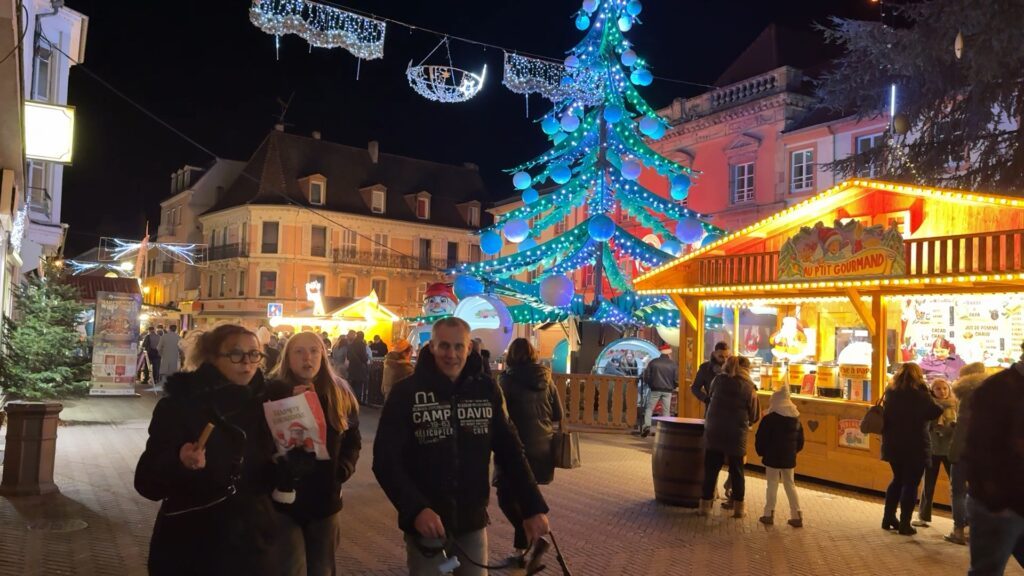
[552,374,638,430]
[693,229,1024,287]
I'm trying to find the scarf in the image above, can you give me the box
[934,396,958,427]
[768,385,800,418]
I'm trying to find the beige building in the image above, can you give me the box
[148,127,488,331]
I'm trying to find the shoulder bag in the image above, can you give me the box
[859,396,884,435]
[551,384,581,469]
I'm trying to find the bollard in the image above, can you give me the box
[0,401,63,496]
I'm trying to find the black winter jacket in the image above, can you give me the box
[754,412,804,469]
[496,362,563,485]
[966,364,1024,516]
[347,339,369,381]
[134,364,277,576]
[266,380,361,524]
[690,358,724,404]
[372,348,548,536]
[642,354,678,392]
[704,374,759,458]
[881,385,944,466]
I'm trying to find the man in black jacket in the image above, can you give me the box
[641,344,678,438]
[373,317,549,575]
[691,341,730,408]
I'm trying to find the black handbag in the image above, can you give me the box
[860,397,884,435]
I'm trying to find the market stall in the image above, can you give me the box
[269,286,400,344]
[635,179,1024,502]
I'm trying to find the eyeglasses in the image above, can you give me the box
[219,350,265,364]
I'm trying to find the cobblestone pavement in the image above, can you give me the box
[1,398,1021,576]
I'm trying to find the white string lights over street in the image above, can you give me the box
[250,0,386,60]
[406,38,486,103]
[502,52,604,106]
[98,238,209,267]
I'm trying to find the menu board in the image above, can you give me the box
[90,291,142,396]
[901,295,1024,368]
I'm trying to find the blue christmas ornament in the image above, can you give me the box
[620,49,638,67]
[670,173,691,195]
[518,237,537,252]
[618,16,633,32]
[603,105,624,123]
[522,187,539,204]
[453,275,484,299]
[588,214,616,241]
[560,113,580,132]
[631,68,653,86]
[621,160,642,180]
[564,55,580,68]
[552,131,568,145]
[503,218,530,243]
[649,122,666,140]
[512,171,532,190]
[662,239,682,256]
[675,218,704,244]
[575,13,590,30]
[540,274,575,307]
[541,117,560,135]
[551,164,572,184]
[701,233,723,247]
[670,185,688,201]
[627,0,643,16]
[582,0,598,12]
[480,230,503,255]
[639,116,660,137]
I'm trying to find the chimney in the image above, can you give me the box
[311,130,321,140]
[274,123,285,132]
[368,140,379,164]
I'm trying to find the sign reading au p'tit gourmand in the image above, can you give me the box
[778,220,905,280]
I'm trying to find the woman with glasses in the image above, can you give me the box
[267,331,360,576]
[135,324,278,576]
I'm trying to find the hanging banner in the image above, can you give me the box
[89,291,142,396]
[778,220,905,280]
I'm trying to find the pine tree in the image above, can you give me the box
[816,0,1024,192]
[453,0,721,327]
[0,265,90,401]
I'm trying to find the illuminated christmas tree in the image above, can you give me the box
[451,0,723,327]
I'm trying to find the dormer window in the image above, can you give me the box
[468,205,480,227]
[310,180,324,205]
[417,197,430,219]
[372,189,386,214]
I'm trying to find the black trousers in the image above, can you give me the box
[919,454,951,521]
[702,449,745,502]
[884,459,926,525]
[496,481,528,550]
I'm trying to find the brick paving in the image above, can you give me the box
[1,397,1021,576]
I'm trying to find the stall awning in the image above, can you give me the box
[65,276,141,300]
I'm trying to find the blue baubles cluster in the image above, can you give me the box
[512,171,531,190]
[675,218,705,244]
[551,164,572,184]
[603,104,624,124]
[638,115,666,139]
[480,230,503,255]
[560,113,580,132]
[630,68,653,86]
[588,214,615,241]
[661,239,682,256]
[621,159,642,180]
[670,173,691,200]
[540,274,575,307]
[503,218,529,243]
[582,0,598,12]
[518,237,537,252]
[522,187,539,204]
[621,49,637,67]
[453,275,484,300]
[541,116,560,135]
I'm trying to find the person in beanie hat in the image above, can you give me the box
[755,384,805,527]
[641,343,678,437]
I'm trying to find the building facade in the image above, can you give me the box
[150,128,488,331]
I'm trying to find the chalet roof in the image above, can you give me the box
[206,130,491,229]
[64,276,141,300]
[714,23,839,88]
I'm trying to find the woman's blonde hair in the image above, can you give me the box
[892,362,926,391]
[723,355,753,385]
[271,331,358,431]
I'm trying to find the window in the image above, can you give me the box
[309,274,326,292]
[240,223,248,250]
[207,273,213,298]
[419,238,432,269]
[311,226,327,257]
[417,197,430,219]
[468,206,480,227]
[32,40,52,100]
[219,273,226,297]
[856,134,884,178]
[469,244,481,262]
[310,181,324,205]
[238,270,246,296]
[174,207,182,225]
[371,278,387,302]
[790,149,814,192]
[339,276,356,298]
[447,241,459,266]
[339,229,357,259]
[554,218,567,236]
[372,233,389,259]
[262,221,279,253]
[259,271,277,297]
[371,190,386,214]
[581,266,594,288]
[731,162,755,204]
[26,161,49,216]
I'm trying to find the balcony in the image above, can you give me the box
[27,186,51,218]
[333,248,455,271]
[208,243,248,261]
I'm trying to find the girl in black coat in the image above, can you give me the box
[267,331,361,576]
[880,362,944,535]
[135,324,278,576]
[755,385,805,527]
[494,338,563,555]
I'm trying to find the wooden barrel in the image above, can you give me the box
[651,417,705,507]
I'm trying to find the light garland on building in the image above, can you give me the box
[250,0,386,60]
[10,204,27,255]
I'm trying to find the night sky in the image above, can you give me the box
[60,0,873,256]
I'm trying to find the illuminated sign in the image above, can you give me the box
[267,303,283,318]
[778,220,905,280]
[24,101,76,163]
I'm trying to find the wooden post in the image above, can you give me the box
[870,295,888,403]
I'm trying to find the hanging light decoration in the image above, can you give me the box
[502,52,604,105]
[249,0,386,60]
[407,38,486,103]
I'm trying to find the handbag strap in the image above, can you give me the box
[553,381,569,433]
